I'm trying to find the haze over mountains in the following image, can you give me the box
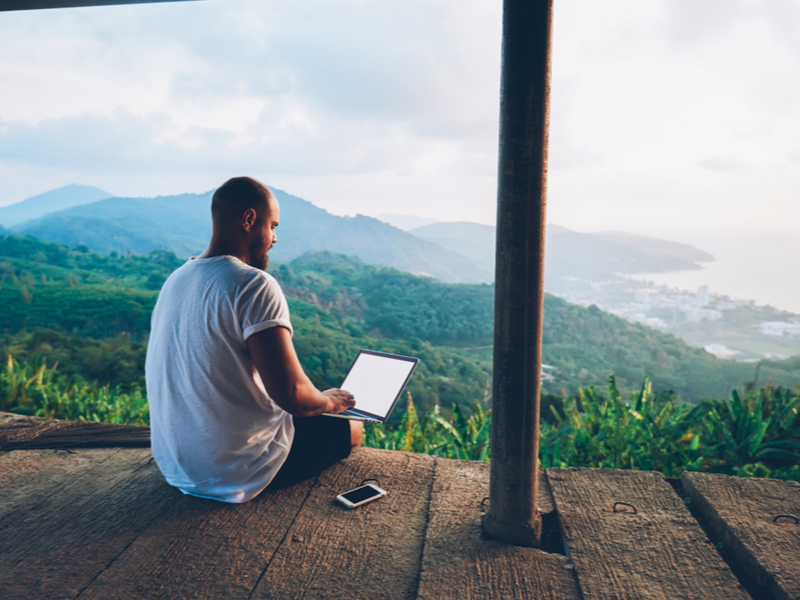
[2,185,713,286]
[0,184,112,227]
[407,221,713,283]
[6,186,492,284]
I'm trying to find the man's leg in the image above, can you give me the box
[268,416,359,489]
[350,420,363,447]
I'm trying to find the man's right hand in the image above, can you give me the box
[322,389,355,414]
[248,326,356,417]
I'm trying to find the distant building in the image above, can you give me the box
[703,344,740,359]
[696,285,709,307]
[685,307,723,322]
[759,321,800,337]
[540,364,556,381]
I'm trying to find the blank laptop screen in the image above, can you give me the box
[341,352,417,418]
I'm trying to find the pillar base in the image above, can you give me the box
[482,510,542,547]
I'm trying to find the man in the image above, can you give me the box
[145,176,362,503]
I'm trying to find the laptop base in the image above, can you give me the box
[323,410,383,424]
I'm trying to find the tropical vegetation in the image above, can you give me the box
[366,377,800,482]
[4,355,797,482]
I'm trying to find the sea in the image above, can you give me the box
[632,232,800,315]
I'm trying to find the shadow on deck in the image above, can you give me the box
[1,413,798,600]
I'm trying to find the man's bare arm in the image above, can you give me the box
[247,326,355,417]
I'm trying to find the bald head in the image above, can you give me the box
[211,177,275,225]
[205,176,280,270]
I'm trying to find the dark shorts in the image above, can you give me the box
[267,415,353,489]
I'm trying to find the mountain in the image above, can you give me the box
[593,231,715,263]
[16,188,493,284]
[376,213,439,231]
[0,184,112,227]
[409,221,708,280]
[409,221,495,268]
[13,186,711,286]
[18,192,214,258]
[546,226,703,278]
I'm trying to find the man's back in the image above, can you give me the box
[145,255,295,503]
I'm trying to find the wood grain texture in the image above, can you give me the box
[548,468,750,600]
[416,458,579,600]
[0,412,149,451]
[0,448,177,600]
[0,447,125,520]
[683,471,800,600]
[77,478,316,600]
[250,447,436,600]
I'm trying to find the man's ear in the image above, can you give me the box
[242,208,257,232]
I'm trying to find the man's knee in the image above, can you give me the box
[349,420,363,447]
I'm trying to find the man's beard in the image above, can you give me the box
[248,239,270,270]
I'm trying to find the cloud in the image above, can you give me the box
[0,0,503,209]
[0,108,418,175]
[696,156,752,172]
[0,0,799,240]
[548,79,604,170]
[662,0,750,47]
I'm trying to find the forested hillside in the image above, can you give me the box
[0,236,489,421]
[2,235,799,416]
[272,251,800,398]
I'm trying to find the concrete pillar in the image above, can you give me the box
[482,0,553,547]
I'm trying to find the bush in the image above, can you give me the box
[1,355,148,425]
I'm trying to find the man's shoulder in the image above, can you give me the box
[217,261,285,302]
[173,256,272,281]
[232,262,281,290]
[162,257,285,301]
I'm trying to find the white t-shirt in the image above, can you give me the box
[145,255,295,503]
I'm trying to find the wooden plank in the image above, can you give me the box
[0,447,126,520]
[250,447,436,600]
[77,478,317,600]
[548,468,751,600]
[0,412,149,451]
[0,448,178,600]
[416,458,580,600]
[683,472,800,600]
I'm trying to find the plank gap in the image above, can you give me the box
[683,472,800,600]
[245,474,322,600]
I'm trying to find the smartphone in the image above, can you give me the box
[336,483,387,508]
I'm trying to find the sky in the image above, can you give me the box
[1,0,799,243]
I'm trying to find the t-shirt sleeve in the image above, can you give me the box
[239,272,294,340]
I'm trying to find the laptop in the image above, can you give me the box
[323,350,419,424]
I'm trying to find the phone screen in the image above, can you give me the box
[341,485,382,504]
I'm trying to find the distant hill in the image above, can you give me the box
[16,188,493,284]
[375,213,439,231]
[593,231,715,263]
[0,184,112,227]
[13,186,712,286]
[546,226,703,278]
[409,221,709,280]
[18,192,214,258]
[409,221,495,268]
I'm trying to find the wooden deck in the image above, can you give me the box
[1,413,798,600]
